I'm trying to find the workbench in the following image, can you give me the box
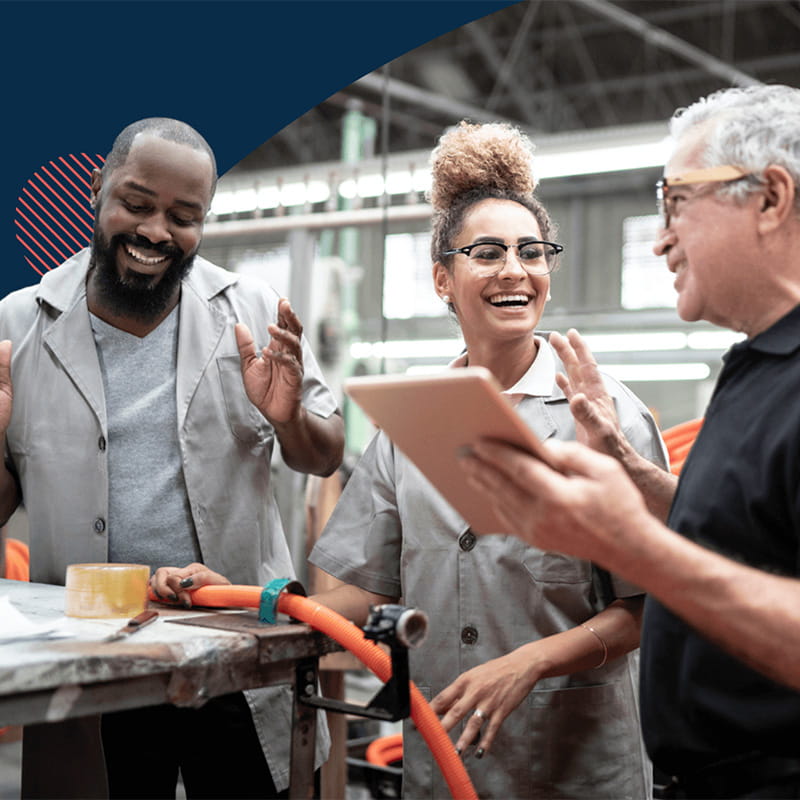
[0,578,340,798]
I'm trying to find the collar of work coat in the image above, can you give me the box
[34,247,239,433]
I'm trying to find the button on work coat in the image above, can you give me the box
[311,342,667,799]
[0,249,337,791]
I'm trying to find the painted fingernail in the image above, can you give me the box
[168,593,178,602]
[476,748,485,759]
[179,577,194,588]
[455,747,462,756]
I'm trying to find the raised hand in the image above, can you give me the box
[235,298,305,425]
[550,329,676,519]
[550,329,628,459]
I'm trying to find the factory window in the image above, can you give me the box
[233,245,292,296]
[620,215,676,310]
[383,232,446,320]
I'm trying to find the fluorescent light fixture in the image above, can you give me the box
[336,138,667,199]
[275,182,305,206]
[351,327,740,366]
[210,191,239,216]
[257,185,281,209]
[354,350,710,381]
[687,330,745,350]
[536,138,672,180]
[350,338,463,360]
[231,188,258,213]
[601,363,711,382]
[339,169,432,200]
[583,331,687,353]
[211,123,672,215]
[211,181,331,215]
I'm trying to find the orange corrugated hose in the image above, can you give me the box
[662,417,703,476]
[4,538,29,581]
[366,731,403,767]
[183,585,478,800]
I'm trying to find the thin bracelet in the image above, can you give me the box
[581,622,609,669]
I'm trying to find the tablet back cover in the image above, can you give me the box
[345,367,545,534]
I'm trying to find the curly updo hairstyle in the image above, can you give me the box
[428,121,557,269]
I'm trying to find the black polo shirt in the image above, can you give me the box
[641,304,800,777]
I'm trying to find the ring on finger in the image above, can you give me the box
[473,708,487,721]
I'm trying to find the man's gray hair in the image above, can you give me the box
[670,85,800,209]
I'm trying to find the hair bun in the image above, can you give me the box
[428,121,537,211]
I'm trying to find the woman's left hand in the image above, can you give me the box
[150,563,231,608]
[429,649,539,757]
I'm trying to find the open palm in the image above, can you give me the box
[235,302,304,425]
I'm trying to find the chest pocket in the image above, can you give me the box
[522,550,592,584]
[216,356,267,444]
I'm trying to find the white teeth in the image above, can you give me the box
[488,293,529,305]
[125,245,168,266]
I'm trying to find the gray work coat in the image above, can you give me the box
[0,249,336,791]
[312,340,667,799]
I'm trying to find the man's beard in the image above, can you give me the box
[89,225,196,322]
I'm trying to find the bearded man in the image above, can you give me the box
[0,118,343,799]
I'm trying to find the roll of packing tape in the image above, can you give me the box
[64,563,150,618]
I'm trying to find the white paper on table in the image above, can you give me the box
[0,595,74,642]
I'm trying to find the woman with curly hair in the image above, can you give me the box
[164,121,667,798]
[307,121,666,798]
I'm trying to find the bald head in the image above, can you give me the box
[102,117,217,194]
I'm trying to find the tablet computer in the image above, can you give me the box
[344,366,547,534]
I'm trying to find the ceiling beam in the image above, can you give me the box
[485,0,543,113]
[556,1,619,125]
[521,0,784,47]
[403,5,586,130]
[324,92,446,139]
[353,72,520,126]
[571,0,762,87]
[776,2,800,32]
[463,2,542,125]
[526,52,800,103]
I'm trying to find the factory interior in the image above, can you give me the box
[198,0,800,588]
[3,1,800,798]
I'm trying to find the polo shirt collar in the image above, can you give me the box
[729,303,800,358]
[448,334,554,398]
[504,335,554,397]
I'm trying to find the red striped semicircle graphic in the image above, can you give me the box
[15,153,104,277]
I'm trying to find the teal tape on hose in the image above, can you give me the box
[259,578,292,624]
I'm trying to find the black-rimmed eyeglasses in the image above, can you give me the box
[441,240,564,277]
